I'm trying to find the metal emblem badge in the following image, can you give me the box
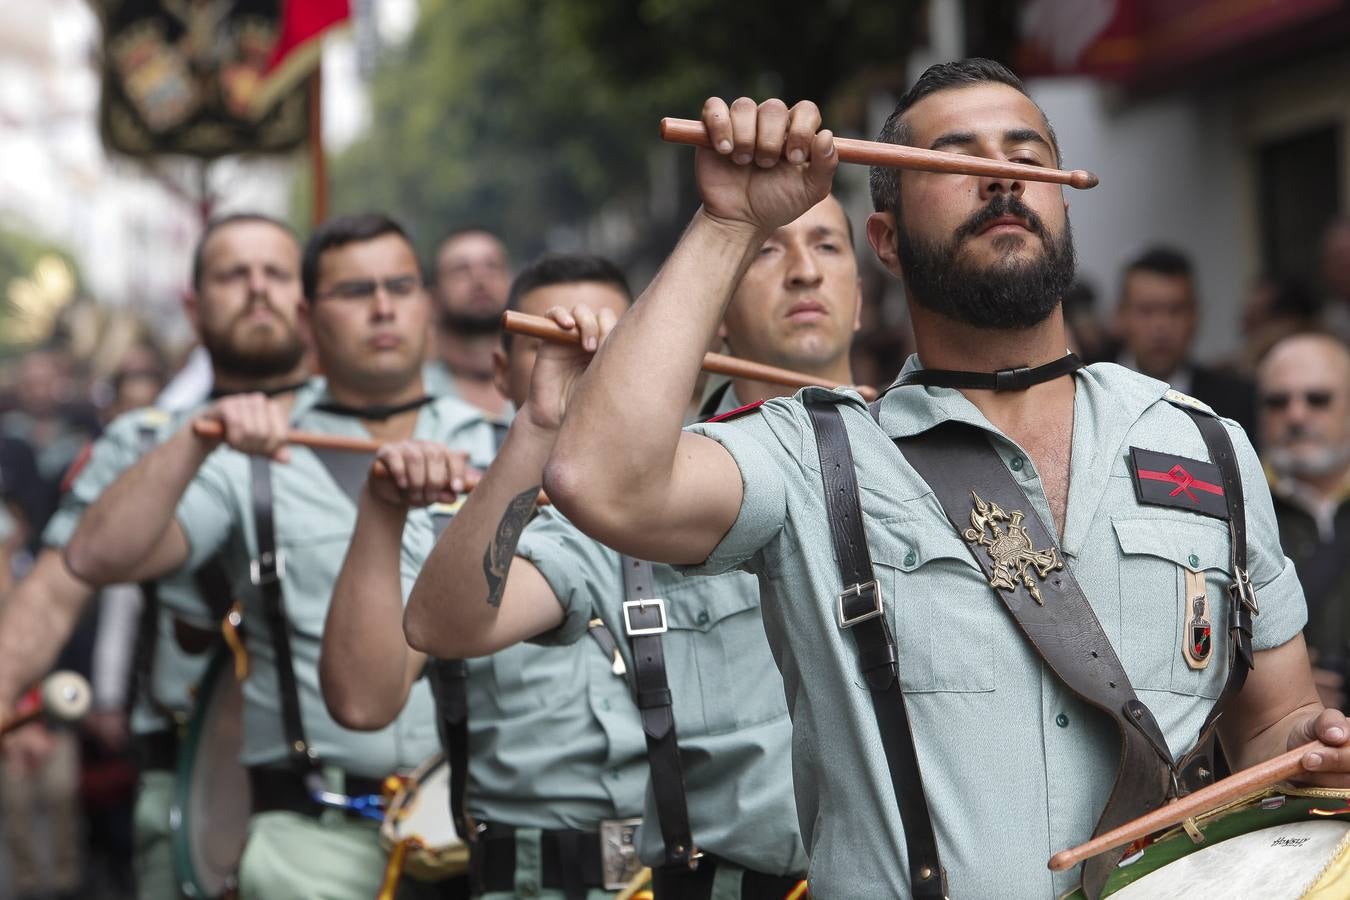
[1183,569,1212,670]
[962,491,1063,605]
[600,817,643,890]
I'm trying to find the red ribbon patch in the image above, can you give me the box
[1136,464,1223,503]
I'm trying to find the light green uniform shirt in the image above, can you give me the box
[175,381,495,777]
[43,406,216,737]
[517,505,807,876]
[682,360,1306,899]
[399,506,647,832]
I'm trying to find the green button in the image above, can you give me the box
[600,698,611,711]
[696,610,709,625]
[903,550,917,567]
[1010,455,1025,471]
[1055,713,1070,728]
[1188,553,1200,568]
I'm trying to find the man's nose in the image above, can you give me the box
[371,285,397,318]
[980,173,1024,201]
[785,245,823,287]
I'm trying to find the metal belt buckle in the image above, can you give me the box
[249,550,287,586]
[1230,566,1259,615]
[599,817,643,890]
[837,579,883,628]
[622,598,668,636]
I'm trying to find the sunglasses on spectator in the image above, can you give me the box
[318,274,422,301]
[1260,390,1334,411]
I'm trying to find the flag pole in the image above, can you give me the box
[309,67,327,226]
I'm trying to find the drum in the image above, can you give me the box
[1062,783,1350,899]
[379,753,469,881]
[171,649,252,899]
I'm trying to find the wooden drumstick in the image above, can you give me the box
[660,117,1100,190]
[1048,740,1326,871]
[190,420,548,504]
[503,310,879,401]
[1,671,92,736]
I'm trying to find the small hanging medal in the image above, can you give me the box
[1182,569,1212,670]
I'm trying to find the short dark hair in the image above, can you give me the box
[1120,245,1194,306]
[301,213,417,300]
[501,254,632,350]
[869,58,1058,213]
[192,213,297,291]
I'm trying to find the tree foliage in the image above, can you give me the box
[328,0,920,262]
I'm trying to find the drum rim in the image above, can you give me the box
[170,648,245,899]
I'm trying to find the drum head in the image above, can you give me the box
[171,650,251,899]
[1113,820,1350,900]
[382,755,468,880]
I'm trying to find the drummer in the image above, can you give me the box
[0,213,310,899]
[65,213,492,900]
[539,58,1350,899]
[402,197,860,898]
[319,253,649,900]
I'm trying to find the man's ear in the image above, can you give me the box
[183,290,201,334]
[866,211,902,278]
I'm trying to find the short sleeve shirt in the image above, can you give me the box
[174,382,496,776]
[516,507,807,876]
[681,359,1306,899]
[42,406,215,736]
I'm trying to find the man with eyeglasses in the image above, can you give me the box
[66,213,494,899]
[1259,332,1350,710]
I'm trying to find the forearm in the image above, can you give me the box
[545,211,763,534]
[66,426,208,584]
[405,416,555,658]
[1221,638,1324,770]
[0,550,94,713]
[321,491,421,731]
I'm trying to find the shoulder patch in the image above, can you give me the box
[1129,447,1229,520]
[1163,389,1214,415]
[139,407,171,428]
[705,400,765,424]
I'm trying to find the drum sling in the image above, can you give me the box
[249,457,316,773]
[620,555,699,870]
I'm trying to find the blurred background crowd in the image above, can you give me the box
[4,1,1350,897]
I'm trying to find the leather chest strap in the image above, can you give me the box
[249,457,315,772]
[429,512,471,837]
[806,399,948,900]
[620,555,698,869]
[895,423,1175,900]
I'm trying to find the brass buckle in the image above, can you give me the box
[599,817,643,890]
[622,598,668,636]
[837,580,883,629]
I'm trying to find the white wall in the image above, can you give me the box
[1029,78,1249,360]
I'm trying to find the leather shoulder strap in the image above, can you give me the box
[619,554,698,869]
[427,510,471,836]
[805,399,948,899]
[896,423,1177,899]
[130,424,171,720]
[248,456,314,771]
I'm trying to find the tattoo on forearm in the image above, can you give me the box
[482,486,539,608]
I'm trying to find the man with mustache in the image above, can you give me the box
[1258,333,1350,709]
[541,58,1347,899]
[0,213,310,899]
[66,213,493,899]
[425,228,515,421]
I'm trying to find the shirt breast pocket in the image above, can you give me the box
[661,573,785,736]
[1112,517,1233,699]
[871,521,999,694]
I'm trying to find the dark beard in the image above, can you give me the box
[898,194,1076,330]
[439,309,502,337]
[201,322,306,379]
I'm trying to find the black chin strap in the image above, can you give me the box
[312,395,434,421]
[882,352,1083,396]
[208,380,308,400]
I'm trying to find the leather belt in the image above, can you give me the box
[248,766,385,819]
[650,855,806,900]
[473,824,608,897]
[133,729,179,773]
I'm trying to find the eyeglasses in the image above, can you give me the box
[1260,390,1335,412]
[317,275,422,302]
